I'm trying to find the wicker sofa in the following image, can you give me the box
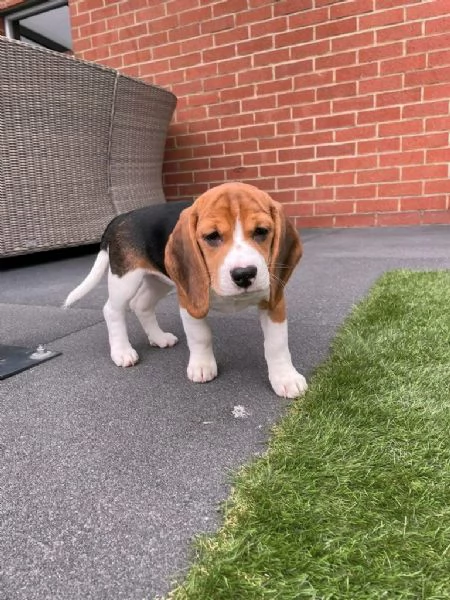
[0,36,177,257]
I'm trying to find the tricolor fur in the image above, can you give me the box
[64,182,307,398]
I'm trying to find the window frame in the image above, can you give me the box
[3,0,71,53]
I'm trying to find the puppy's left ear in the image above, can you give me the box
[269,200,303,309]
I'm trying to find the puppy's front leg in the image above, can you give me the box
[180,308,218,383]
[259,298,308,398]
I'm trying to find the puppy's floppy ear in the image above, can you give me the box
[268,200,303,309]
[165,205,210,319]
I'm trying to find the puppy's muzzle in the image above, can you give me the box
[230,266,257,289]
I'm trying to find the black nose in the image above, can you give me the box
[230,266,257,289]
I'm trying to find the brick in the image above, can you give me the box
[377,212,422,226]
[426,116,450,132]
[359,74,402,94]
[316,201,355,215]
[337,155,377,171]
[277,90,314,108]
[330,0,374,19]
[336,124,376,141]
[357,167,399,183]
[237,36,273,55]
[289,8,329,28]
[293,101,331,118]
[376,88,421,107]
[378,181,423,197]
[378,119,423,137]
[297,159,335,174]
[336,62,378,83]
[406,66,450,87]
[315,51,357,71]
[279,148,316,162]
[359,7,403,29]
[201,14,234,34]
[403,100,449,119]
[316,113,355,130]
[291,40,330,60]
[316,142,356,157]
[259,136,294,150]
[250,16,287,37]
[224,140,258,154]
[275,60,314,79]
[424,179,450,194]
[407,32,450,55]
[377,22,422,43]
[274,0,314,15]
[237,66,273,85]
[428,49,450,68]
[359,138,400,153]
[402,132,448,151]
[381,54,426,76]
[221,85,254,102]
[294,71,333,89]
[254,48,290,67]
[376,0,419,7]
[203,45,236,63]
[169,52,201,70]
[356,199,399,213]
[275,28,314,48]
[332,30,374,52]
[281,202,315,217]
[407,0,449,19]
[424,83,450,101]
[260,163,296,177]
[295,131,334,146]
[425,15,450,35]
[335,214,376,227]
[279,119,314,134]
[359,42,402,63]
[297,216,335,228]
[316,17,357,40]
[220,113,254,129]
[427,147,450,163]
[236,4,272,25]
[401,196,447,211]
[336,185,377,199]
[240,123,276,139]
[358,106,400,124]
[422,210,450,224]
[214,24,248,46]
[317,171,355,186]
[380,150,423,167]
[333,96,374,113]
[296,187,335,201]
[317,82,357,101]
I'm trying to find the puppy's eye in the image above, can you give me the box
[253,227,269,241]
[203,231,222,247]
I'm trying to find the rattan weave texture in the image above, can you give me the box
[0,36,177,256]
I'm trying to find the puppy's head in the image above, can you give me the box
[165,182,302,319]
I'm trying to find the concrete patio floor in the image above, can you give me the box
[1,225,449,599]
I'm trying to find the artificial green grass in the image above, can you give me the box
[167,270,450,600]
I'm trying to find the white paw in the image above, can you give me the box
[149,332,178,348]
[111,345,139,367]
[269,367,308,398]
[187,356,218,383]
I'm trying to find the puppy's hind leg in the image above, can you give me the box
[130,276,178,348]
[104,270,143,367]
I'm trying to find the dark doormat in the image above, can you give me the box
[0,345,61,380]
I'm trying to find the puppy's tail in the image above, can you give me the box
[63,250,109,308]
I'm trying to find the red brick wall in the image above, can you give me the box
[14,1,450,226]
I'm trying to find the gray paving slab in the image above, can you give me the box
[0,226,449,599]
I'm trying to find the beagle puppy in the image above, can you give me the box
[64,182,307,398]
